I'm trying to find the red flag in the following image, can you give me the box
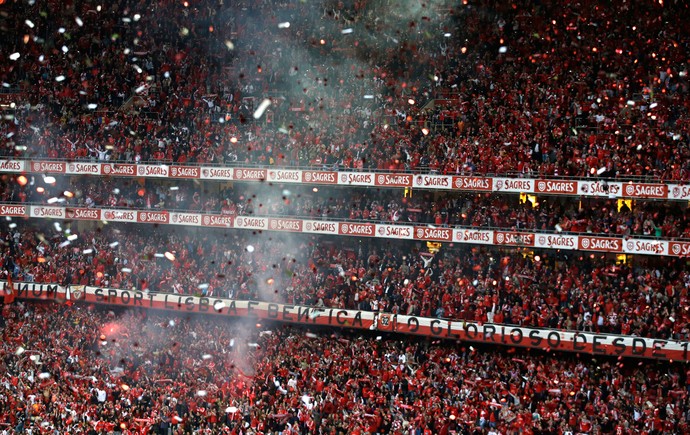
[4,275,15,304]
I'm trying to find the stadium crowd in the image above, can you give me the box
[0,0,688,180]
[1,223,688,341]
[0,303,688,434]
[3,177,690,239]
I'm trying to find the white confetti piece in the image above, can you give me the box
[305,332,318,338]
[25,20,35,28]
[226,406,238,413]
[499,46,508,53]
[341,28,353,34]
[201,354,212,360]
[8,223,17,229]
[9,53,20,61]
[87,103,98,110]
[197,283,209,290]
[196,390,207,397]
[154,253,165,258]
[134,85,147,94]
[164,251,176,261]
[121,268,132,273]
[278,22,290,29]
[224,40,234,50]
[15,346,25,355]
[61,45,69,53]
[29,355,39,362]
[47,197,59,204]
[83,249,93,254]
[363,95,374,99]
[229,339,235,347]
[67,234,78,241]
[246,245,255,253]
[247,343,259,348]
[109,241,119,248]
[75,17,83,26]
[58,28,65,33]
[134,14,141,21]
[38,372,51,379]
[253,99,271,120]
[214,301,226,311]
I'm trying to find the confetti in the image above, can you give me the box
[197,390,207,397]
[341,28,353,34]
[246,245,255,253]
[8,223,16,229]
[25,20,35,28]
[363,95,374,99]
[121,268,132,273]
[9,53,20,61]
[44,176,56,184]
[59,241,71,248]
[67,234,78,241]
[226,406,238,413]
[83,249,93,254]
[202,354,212,360]
[29,355,39,362]
[121,384,130,391]
[38,372,51,379]
[253,99,271,120]
[224,40,235,50]
[15,346,25,355]
[278,22,290,29]
[305,332,318,338]
[87,103,98,110]
[61,45,69,53]
[247,343,259,348]
[214,301,226,311]
[164,251,176,261]
[75,17,83,26]
[109,241,119,248]
[499,46,508,53]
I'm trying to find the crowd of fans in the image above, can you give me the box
[3,175,690,240]
[2,222,689,341]
[0,0,689,180]
[1,0,690,431]
[0,303,689,434]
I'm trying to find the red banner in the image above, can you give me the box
[8,281,690,362]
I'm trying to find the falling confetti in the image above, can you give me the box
[278,22,290,29]
[253,99,271,120]
[341,28,353,34]
[246,245,255,253]
[164,251,176,261]
[214,301,226,311]
[9,53,20,61]
[75,17,83,26]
